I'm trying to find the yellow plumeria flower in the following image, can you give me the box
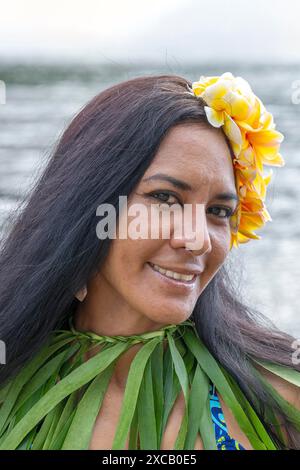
[189,72,285,247]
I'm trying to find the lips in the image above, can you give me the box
[147,262,199,285]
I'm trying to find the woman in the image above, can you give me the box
[0,72,299,450]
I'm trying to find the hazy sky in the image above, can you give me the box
[1,0,299,63]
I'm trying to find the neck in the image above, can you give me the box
[73,303,180,392]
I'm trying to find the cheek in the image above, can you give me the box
[212,220,232,253]
[201,229,231,286]
[212,238,230,269]
[101,237,161,287]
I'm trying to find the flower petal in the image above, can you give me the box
[204,106,224,127]
[223,114,242,157]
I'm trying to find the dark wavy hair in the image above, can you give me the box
[0,74,299,448]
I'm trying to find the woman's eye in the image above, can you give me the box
[149,191,181,206]
[145,192,234,217]
[208,206,234,218]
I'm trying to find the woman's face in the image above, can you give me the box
[88,122,238,327]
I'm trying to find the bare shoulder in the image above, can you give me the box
[254,363,300,411]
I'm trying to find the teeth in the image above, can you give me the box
[151,263,195,282]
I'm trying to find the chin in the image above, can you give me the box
[144,303,193,326]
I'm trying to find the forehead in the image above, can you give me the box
[145,122,236,192]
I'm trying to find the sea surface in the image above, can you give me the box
[0,61,299,337]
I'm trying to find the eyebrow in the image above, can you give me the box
[143,173,193,191]
[142,173,239,203]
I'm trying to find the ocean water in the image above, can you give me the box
[0,61,299,337]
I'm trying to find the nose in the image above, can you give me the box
[169,203,212,256]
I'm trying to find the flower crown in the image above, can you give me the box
[187,72,284,248]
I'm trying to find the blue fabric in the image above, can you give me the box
[209,381,245,450]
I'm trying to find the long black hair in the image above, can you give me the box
[0,74,299,448]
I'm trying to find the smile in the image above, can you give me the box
[147,262,198,285]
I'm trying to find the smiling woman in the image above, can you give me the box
[0,73,299,450]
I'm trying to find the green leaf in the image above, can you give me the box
[42,400,66,449]
[14,385,46,425]
[48,409,77,450]
[30,375,62,450]
[0,382,11,405]
[199,389,217,450]
[137,355,157,449]
[182,327,268,450]
[0,336,76,436]
[253,368,300,433]
[1,415,16,442]
[252,359,300,388]
[61,362,115,449]
[111,338,161,450]
[48,392,78,449]
[57,341,92,381]
[161,347,181,442]
[167,332,190,449]
[162,346,174,435]
[264,404,287,447]
[0,341,130,449]
[184,364,208,450]
[222,367,277,449]
[12,344,80,418]
[183,350,196,386]
[150,341,164,448]
[16,427,37,450]
[128,405,139,450]
[31,408,57,450]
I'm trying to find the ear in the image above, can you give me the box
[75,285,87,302]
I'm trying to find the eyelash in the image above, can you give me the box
[146,191,235,219]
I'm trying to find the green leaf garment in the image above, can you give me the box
[0,317,299,450]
